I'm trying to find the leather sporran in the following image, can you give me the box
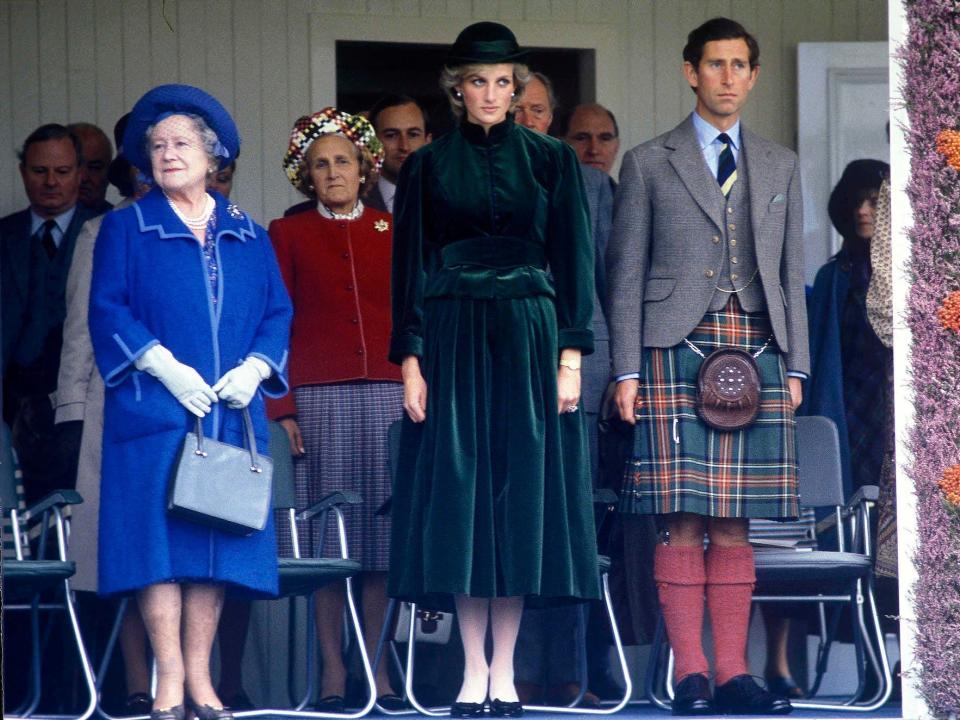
[696,348,762,431]
[167,407,272,535]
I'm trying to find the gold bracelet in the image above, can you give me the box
[559,359,581,371]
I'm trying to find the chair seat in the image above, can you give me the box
[278,557,361,597]
[2,559,76,599]
[754,550,871,592]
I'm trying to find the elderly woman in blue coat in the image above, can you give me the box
[89,85,292,720]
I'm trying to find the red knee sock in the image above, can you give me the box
[654,544,708,683]
[705,544,756,686]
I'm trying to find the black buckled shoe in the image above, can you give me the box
[489,698,523,717]
[715,675,792,715]
[671,674,714,716]
[450,700,486,717]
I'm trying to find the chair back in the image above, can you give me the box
[0,422,30,559]
[269,421,297,510]
[0,422,19,510]
[795,415,845,508]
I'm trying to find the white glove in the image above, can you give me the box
[212,357,271,409]
[135,345,218,418]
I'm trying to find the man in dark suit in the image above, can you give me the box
[368,94,432,214]
[607,18,808,715]
[2,123,98,503]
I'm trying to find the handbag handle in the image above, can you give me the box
[192,407,264,473]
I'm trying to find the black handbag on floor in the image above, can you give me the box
[167,407,272,535]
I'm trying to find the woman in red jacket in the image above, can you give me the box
[267,108,402,710]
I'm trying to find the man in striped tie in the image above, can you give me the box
[606,17,809,716]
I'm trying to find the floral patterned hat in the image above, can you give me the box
[282,107,384,187]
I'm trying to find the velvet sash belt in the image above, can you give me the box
[427,237,553,301]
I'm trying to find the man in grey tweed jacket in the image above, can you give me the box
[606,18,808,716]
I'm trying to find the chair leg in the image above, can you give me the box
[10,598,43,717]
[343,575,378,717]
[524,573,633,715]
[94,597,154,720]
[644,614,670,711]
[853,581,893,710]
[401,603,449,717]
[63,579,98,720]
[372,600,417,716]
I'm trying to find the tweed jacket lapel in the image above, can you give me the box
[666,116,724,233]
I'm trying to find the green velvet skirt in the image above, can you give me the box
[388,265,600,604]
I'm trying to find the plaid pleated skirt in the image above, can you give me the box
[620,297,799,520]
[275,381,404,570]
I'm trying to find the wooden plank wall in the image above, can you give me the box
[0,0,887,225]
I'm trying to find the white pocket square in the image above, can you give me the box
[770,193,786,204]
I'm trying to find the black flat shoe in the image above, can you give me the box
[764,675,804,699]
[313,695,346,713]
[186,701,234,720]
[450,700,486,717]
[124,693,154,716]
[377,694,408,711]
[671,674,713,716]
[715,675,792,715]
[149,706,186,720]
[489,699,523,717]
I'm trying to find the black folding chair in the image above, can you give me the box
[240,420,376,718]
[1,422,97,720]
[645,415,893,711]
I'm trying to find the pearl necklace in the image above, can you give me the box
[166,193,215,230]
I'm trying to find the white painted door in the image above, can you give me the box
[797,42,890,285]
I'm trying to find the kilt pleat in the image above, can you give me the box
[275,381,403,570]
[621,297,799,520]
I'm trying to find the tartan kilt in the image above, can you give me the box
[621,297,799,520]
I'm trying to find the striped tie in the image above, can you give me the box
[716,132,737,197]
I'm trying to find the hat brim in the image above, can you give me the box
[445,49,529,66]
[123,84,240,175]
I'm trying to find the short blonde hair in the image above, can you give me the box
[439,63,532,119]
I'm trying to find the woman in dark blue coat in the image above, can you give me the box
[89,85,291,720]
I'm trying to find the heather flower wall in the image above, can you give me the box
[903,0,960,712]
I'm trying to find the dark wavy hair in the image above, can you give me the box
[683,17,760,70]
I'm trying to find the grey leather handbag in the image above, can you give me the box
[167,408,272,535]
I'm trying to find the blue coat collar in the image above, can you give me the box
[133,185,256,242]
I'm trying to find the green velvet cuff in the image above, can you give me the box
[558,328,594,356]
[389,334,424,365]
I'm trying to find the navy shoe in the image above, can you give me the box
[715,675,792,715]
[671,674,713,716]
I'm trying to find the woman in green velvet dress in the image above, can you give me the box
[388,21,600,718]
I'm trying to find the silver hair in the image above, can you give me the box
[145,113,221,174]
[439,63,532,119]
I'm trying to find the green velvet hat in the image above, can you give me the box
[446,21,528,66]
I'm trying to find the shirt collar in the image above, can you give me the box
[691,111,741,151]
[379,177,396,203]
[30,205,77,238]
[134,185,257,242]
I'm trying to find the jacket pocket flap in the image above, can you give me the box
[644,277,677,301]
